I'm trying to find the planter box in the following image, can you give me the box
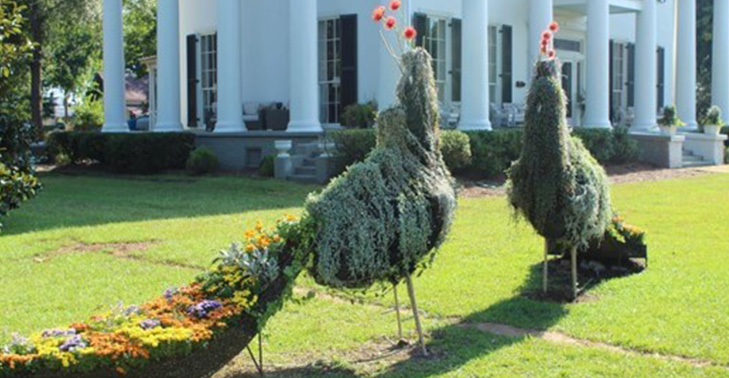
[547,237,648,265]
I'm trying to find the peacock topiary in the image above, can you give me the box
[304,47,456,353]
[507,22,613,299]
[304,7,456,353]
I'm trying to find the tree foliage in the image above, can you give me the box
[0,0,41,230]
[304,48,457,288]
[507,60,611,249]
[123,0,157,76]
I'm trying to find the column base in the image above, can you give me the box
[215,122,247,133]
[581,120,612,129]
[154,122,184,133]
[102,122,129,133]
[458,120,492,131]
[288,120,323,133]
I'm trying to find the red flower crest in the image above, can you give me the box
[390,0,402,11]
[385,16,397,30]
[541,31,553,41]
[403,26,417,40]
[372,6,386,22]
[549,21,560,33]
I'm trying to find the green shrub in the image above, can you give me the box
[440,130,472,171]
[341,102,377,129]
[47,132,196,174]
[465,129,523,178]
[186,147,220,175]
[701,105,725,127]
[329,129,471,175]
[72,96,104,131]
[258,154,275,177]
[725,147,729,164]
[328,129,377,173]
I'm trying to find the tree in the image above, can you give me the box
[17,0,98,133]
[46,19,101,120]
[0,0,42,230]
[123,0,156,77]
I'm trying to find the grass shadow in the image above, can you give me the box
[2,172,319,236]
[247,259,644,378]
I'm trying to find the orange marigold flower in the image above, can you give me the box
[390,0,401,11]
[372,6,386,22]
[403,26,417,40]
[385,16,397,30]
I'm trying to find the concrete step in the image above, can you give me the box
[682,160,712,168]
[300,158,317,167]
[294,166,317,176]
[682,154,704,163]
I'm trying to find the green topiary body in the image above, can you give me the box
[507,60,612,249]
[305,48,457,288]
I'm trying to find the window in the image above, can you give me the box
[319,18,342,124]
[200,34,217,129]
[488,26,498,103]
[611,41,626,121]
[423,16,448,102]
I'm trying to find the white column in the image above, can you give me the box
[216,0,246,133]
[528,0,553,69]
[102,0,127,133]
[583,0,611,129]
[713,0,729,124]
[459,0,491,131]
[632,0,657,131]
[288,0,322,132]
[155,0,183,132]
[676,0,698,129]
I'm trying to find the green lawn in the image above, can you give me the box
[1,171,728,377]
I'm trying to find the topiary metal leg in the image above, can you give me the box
[393,284,404,342]
[571,246,578,300]
[406,275,427,356]
[543,239,550,294]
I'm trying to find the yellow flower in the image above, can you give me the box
[246,244,256,253]
[255,221,263,231]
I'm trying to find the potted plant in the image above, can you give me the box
[701,105,725,136]
[658,105,683,135]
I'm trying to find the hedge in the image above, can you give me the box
[48,132,196,174]
[328,129,471,176]
[329,126,639,178]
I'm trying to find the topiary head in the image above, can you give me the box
[395,48,441,155]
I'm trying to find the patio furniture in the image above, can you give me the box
[243,102,262,130]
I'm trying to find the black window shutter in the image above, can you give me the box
[501,25,513,104]
[186,34,198,127]
[413,13,428,48]
[627,43,635,107]
[451,18,462,103]
[341,15,358,113]
[609,39,614,123]
[657,46,665,111]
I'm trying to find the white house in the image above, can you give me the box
[100,0,729,170]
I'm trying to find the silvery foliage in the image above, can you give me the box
[218,242,279,283]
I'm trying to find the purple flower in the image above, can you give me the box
[186,300,223,319]
[139,319,161,330]
[59,335,87,352]
[41,328,76,338]
[164,287,179,301]
[123,305,142,316]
